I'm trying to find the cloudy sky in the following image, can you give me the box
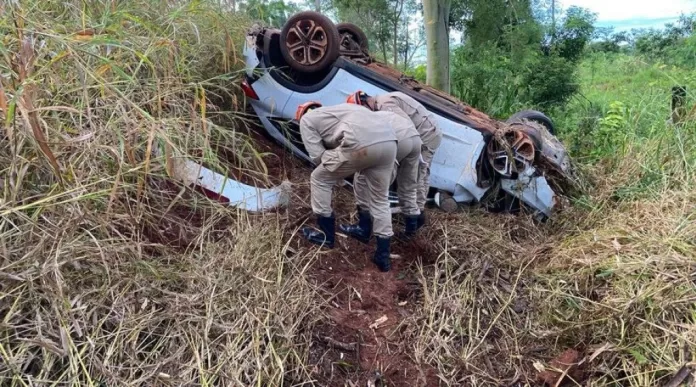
[563,0,696,31]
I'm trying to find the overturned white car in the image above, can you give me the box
[240,11,574,218]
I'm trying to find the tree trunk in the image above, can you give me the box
[423,0,451,92]
[550,0,556,42]
[404,24,409,68]
[393,0,404,67]
[315,0,321,12]
[393,27,399,67]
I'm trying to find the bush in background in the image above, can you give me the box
[449,4,595,118]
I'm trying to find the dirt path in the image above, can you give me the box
[241,127,443,385]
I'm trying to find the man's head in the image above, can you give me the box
[346,91,376,111]
[295,101,322,121]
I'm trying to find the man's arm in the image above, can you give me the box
[299,116,325,165]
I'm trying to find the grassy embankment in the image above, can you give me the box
[1,1,318,385]
[406,53,696,384]
[1,1,695,385]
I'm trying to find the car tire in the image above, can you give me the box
[434,191,458,213]
[506,110,556,135]
[280,11,340,74]
[337,22,369,54]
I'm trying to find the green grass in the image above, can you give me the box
[555,53,696,161]
[409,53,696,385]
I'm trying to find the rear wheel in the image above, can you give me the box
[280,11,340,73]
[336,22,369,56]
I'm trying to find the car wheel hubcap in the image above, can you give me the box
[487,130,536,177]
[285,20,328,66]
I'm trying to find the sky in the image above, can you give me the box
[563,0,696,31]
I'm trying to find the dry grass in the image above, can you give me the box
[1,1,319,385]
[2,1,696,386]
[408,124,696,386]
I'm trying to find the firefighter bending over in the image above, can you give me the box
[296,102,398,272]
[348,90,443,229]
[346,92,422,238]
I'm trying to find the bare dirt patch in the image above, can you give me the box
[237,126,443,385]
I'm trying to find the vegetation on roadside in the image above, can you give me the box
[1,1,317,385]
[1,0,695,385]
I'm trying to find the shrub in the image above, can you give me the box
[522,54,579,109]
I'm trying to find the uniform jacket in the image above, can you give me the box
[375,92,442,150]
[300,103,397,165]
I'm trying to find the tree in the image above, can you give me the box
[553,6,596,62]
[448,1,593,113]
[423,0,451,92]
[240,0,300,27]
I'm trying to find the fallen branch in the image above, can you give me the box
[315,335,357,352]
[663,364,692,387]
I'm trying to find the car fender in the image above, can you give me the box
[500,167,556,219]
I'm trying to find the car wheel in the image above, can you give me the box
[336,22,369,55]
[506,110,556,135]
[280,11,340,74]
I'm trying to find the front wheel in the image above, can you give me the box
[506,110,556,135]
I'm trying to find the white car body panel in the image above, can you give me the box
[501,167,555,217]
[170,156,291,212]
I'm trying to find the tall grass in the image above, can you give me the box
[2,2,695,385]
[1,1,318,385]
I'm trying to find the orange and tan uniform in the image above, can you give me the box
[353,111,421,216]
[374,92,443,210]
[300,103,397,237]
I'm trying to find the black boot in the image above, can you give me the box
[394,214,420,241]
[302,214,335,248]
[404,215,420,237]
[373,236,391,272]
[416,212,426,230]
[339,208,372,244]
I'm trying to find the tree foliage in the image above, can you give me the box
[552,6,596,62]
[449,1,595,115]
[239,0,300,27]
[590,13,695,66]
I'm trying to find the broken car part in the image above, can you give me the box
[169,156,290,212]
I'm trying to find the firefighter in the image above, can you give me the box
[347,91,443,230]
[345,93,422,238]
[296,101,398,272]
